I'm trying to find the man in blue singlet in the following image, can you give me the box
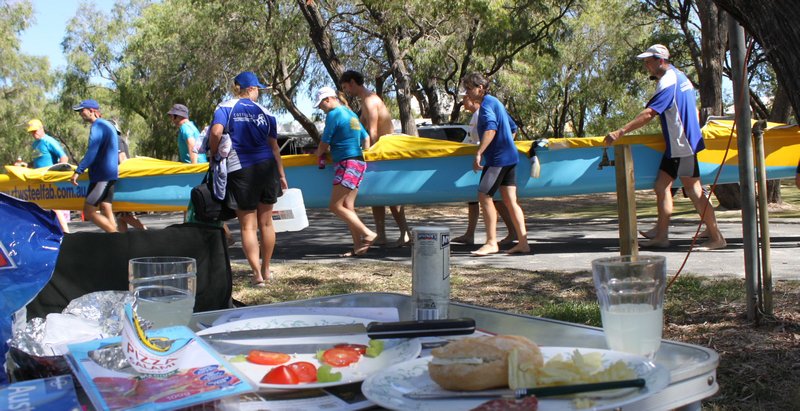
[605,44,726,250]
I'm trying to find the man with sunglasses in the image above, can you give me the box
[605,44,726,250]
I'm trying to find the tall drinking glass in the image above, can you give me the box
[128,256,197,328]
[592,255,666,359]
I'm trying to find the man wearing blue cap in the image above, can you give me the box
[208,72,287,286]
[70,99,120,232]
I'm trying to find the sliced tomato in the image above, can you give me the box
[288,361,318,383]
[334,343,368,355]
[261,365,299,384]
[321,347,361,367]
[247,350,291,365]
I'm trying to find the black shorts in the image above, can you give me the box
[659,154,699,179]
[226,159,282,210]
[478,165,517,196]
[85,180,116,206]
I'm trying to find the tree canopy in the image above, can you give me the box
[1,0,797,167]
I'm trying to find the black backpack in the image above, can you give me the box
[190,172,235,222]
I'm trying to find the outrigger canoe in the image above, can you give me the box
[1,120,798,212]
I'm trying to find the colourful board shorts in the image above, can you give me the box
[333,159,367,190]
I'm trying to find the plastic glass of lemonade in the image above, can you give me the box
[128,256,197,328]
[592,255,667,359]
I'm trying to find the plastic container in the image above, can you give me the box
[411,226,450,320]
[272,188,309,232]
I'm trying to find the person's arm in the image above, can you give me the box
[315,141,330,158]
[118,151,128,163]
[59,155,69,163]
[361,130,371,151]
[209,124,223,157]
[270,137,288,189]
[474,129,496,171]
[604,107,658,146]
[73,125,102,184]
[363,98,380,145]
[187,137,198,164]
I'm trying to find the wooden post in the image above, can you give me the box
[614,144,638,257]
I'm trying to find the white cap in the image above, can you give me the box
[314,86,338,108]
[636,44,670,60]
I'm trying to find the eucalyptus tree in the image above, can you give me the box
[0,0,56,166]
[62,0,321,157]
[500,0,656,139]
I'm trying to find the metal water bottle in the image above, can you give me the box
[411,226,451,320]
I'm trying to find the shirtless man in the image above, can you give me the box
[339,70,410,247]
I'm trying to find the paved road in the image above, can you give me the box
[70,208,800,280]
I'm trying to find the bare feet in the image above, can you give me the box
[452,235,474,245]
[498,235,517,246]
[694,229,710,240]
[505,243,530,255]
[698,238,727,250]
[639,238,671,248]
[372,234,387,246]
[471,243,499,256]
[638,228,657,240]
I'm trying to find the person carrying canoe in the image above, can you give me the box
[70,99,120,233]
[314,86,378,257]
[461,72,530,256]
[604,44,726,250]
[340,70,411,248]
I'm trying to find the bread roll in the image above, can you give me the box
[428,335,543,391]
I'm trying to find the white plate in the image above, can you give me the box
[361,347,670,411]
[197,315,422,390]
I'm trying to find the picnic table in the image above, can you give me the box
[191,292,719,411]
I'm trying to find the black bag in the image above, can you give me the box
[191,172,234,222]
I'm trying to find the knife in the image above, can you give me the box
[199,318,476,342]
[403,378,646,399]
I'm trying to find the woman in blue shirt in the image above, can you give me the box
[208,72,287,286]
[462,72,530,256]
[314,87,377,257]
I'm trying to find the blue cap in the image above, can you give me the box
[72,99,100,111]
[234,71,267,89]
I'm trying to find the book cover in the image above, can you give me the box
[65,326,256,411]
[0,375,80,411]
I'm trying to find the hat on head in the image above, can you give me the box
[314,86,338,108]
[26,119,43,132]
[72,99,100,111]
[234,71,267,89]
[167,104,189,118]
[636,44,670,60]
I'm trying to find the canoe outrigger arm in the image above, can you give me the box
[598,147,615,170]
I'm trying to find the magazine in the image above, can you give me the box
[65,326,256,411]
[0,375,81,411]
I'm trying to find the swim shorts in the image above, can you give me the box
[478,165,517,196]
[333,159,367,190]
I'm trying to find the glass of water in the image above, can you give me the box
[592,255,666,359]
[128,256,197,328]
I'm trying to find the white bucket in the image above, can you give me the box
[272,188,309,232]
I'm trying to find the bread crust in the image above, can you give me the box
[428,335,543,391]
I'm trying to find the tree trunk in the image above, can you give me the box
[697,0,727,118]
[297,0,345,87]
[383,35,418,135]
[712,0,800,124]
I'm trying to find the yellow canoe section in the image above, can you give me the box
[2,120,797,207]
